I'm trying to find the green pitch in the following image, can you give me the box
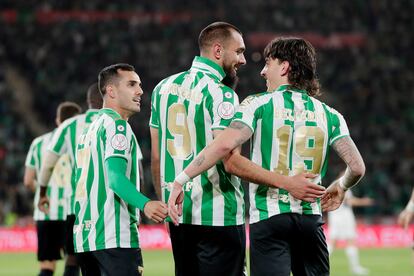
[0,248,412,275]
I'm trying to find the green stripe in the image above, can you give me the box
[52,127,68,154]
[57,187,65,219]
[129,139,139,247]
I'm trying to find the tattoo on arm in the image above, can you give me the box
[332,137,364,169]
[194,154,205,167]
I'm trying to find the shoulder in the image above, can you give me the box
[239,92,272,108]
[154,72,187,91]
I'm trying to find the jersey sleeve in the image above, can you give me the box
[209,85,239,130]
[328,107,350,145]
[25,139,38,168]
[149,85,160,129]
[232,95,261,132]
[48,120,70,156]
[104,119,133,161]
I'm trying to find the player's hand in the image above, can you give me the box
[168,182,184,226]
[38,196,50,214]
[398,209,414,230]
[321,180,346,212]
[143,201,168,223]
[282,173,325,202]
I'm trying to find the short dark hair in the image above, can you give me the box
[264,37,321,97]
[198,22,242,52]
[86,83,103,109]
[98,63,135,96]
[57,101,82,122]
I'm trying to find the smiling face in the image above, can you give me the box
[112,69,143,118]
[260,57,289,92]
[221,30,246,82]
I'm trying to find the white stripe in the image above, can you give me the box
[249,119,263,224]
[192,62,222,80]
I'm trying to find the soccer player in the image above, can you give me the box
[74,63,167,276]
[168,37,366,276]
[328,190,373,275]
[150,23,325,276]
[24,101,81,276]
[38,83,103,276]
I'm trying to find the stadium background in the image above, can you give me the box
[0,1,413,275]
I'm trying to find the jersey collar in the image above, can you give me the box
[275,84,307,94]
[190,56,226,82]
[99,108,122,120]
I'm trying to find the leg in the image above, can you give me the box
[345,239,369,275]
[197,224,246,276]
[64,214,80,276]
[291,215,329,276]
[37,221,64,276]
[169,223,198,276]
[250,214,293,276]
[93,248,143,276]
[77,251,101,276]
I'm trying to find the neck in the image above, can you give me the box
[200,53,223,68]
[103,101,130,120]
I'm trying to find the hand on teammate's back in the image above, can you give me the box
[143,201,168,223]
[167,182,184,226]
[283,172,325,202]
[38,196,50,214]
[321,180,346,212]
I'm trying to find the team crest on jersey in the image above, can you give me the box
[217,102,235,120]
[111,134,128,151]
[117,125,125,132]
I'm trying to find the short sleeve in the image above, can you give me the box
[25,139,37,168]
[210,85,239,130]
[104,119,133,161]
[232,95,261,133]
[328,108,350,145]
[149,86,160,129]
[48,120,70,156]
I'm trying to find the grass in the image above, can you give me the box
[0,248,412,275]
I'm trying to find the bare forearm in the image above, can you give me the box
[151,159,162,200]
[38,151,59,187]
[333,137,365,190]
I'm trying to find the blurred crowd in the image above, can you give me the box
[0,0,413,225]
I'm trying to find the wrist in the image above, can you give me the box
[406,201,414,213]
[175,171,190,186]
[338,178,348,191]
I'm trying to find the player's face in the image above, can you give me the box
[261,57,284,92]
[222,31,246,83]
[114,70,144,115]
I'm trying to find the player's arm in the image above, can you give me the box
[23,167,36,192]
[37,151,60,213]
[216,124,325,202]
[321,136,366,212]
[346,196,374,207]
[398,187,414,229]
[106,156,167,223]
[150,127,162,200]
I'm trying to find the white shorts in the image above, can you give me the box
[328,209,356,240]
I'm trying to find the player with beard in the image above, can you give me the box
[150,23,324,276]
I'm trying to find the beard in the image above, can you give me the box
[222,63,239,90]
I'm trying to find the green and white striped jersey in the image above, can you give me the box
[233,85,350,224]
[73,108,142,253]
[150,56,244,226]
[48,109,100,215]
[25,131,69,221]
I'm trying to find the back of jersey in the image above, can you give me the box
[233,85,349,223]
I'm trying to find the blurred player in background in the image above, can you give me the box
[74,63,167,276]
[151,22,323,276]
[328,190,373,275]
[168,37,366,276]
[398,187,414,265]
[24,102,81,276]
[38,83,102,276]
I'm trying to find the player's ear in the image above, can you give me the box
[280,60,290,76]
[213,43,223,60]
[106,84,116,99]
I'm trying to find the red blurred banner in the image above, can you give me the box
[0,224,412,252]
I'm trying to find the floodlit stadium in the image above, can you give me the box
[0,1,413,275]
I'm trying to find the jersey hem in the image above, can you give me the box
[329,134,349,145]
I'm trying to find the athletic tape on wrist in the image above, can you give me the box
[175,171,190,186]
